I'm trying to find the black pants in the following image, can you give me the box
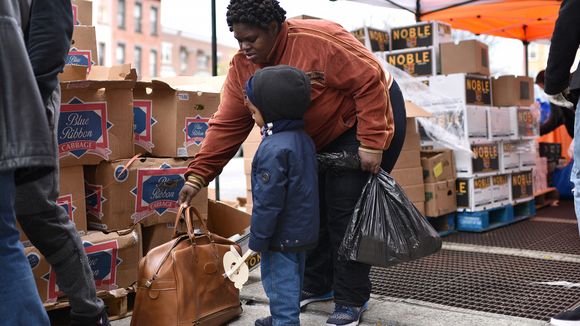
[303,80,406,306]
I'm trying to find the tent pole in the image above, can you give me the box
[415,0,421,21]
[211,0,220,201]
[523,41,529,76]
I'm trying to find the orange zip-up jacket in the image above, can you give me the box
[186,19,395,184]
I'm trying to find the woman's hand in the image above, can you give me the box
[358,148,382,174]
[179,184,200,207]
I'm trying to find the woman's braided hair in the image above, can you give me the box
[226,0,286,31]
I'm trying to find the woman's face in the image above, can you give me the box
[233,22,279,65]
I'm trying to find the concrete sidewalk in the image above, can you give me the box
[111,267,549,326]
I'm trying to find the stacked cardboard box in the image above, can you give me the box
[539,142,562,185]
[390,102,432,216]
[421,149,457,217]
[382,21,453,77]
[63,0,97,79]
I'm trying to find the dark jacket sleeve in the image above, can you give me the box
[248,145,289,252]
[544,0,580,95]
[25,0,73,105]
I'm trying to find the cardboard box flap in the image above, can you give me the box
[61,79,136,90]
[59,65,88,82]
[83,228,141,250]
[207,200,250,238]
[88,64,136,81]
[149,75,225,94]
[405,101,431,118]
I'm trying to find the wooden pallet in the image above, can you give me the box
[47,287,135,324]
[456,200,535,232]
[534,187,559,210]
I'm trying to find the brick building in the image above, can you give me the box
[92,0,237,79]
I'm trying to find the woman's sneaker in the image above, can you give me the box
[550,306,580,325]
[255,316,273,326]
[299,290,334,308]
[326,302,368,326]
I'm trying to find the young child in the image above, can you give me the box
[246,65,319,326]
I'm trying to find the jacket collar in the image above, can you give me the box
[261,22,289,67]
[262,119,304,138]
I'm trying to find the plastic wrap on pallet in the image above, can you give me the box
[376,55,471,155]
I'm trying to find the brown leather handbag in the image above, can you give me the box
[131,206,242,326]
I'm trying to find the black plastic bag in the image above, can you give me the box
[317,151,361,172]
[338,169,442,267]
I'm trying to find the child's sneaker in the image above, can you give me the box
[300,290,334,308]
[326,302,368,326]
[255,316,273,326]
[550,306,580,325]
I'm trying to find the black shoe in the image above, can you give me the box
[551,306,580,326]
[70,309,110,326]
[255,316,273,326]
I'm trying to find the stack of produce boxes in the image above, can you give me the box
[420,149,457,233]
[390,102,433,216]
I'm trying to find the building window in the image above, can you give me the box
[162,42,173,65]
[197,50,209,71]
[180,47,189,73]
[150,49,158,77]
[134,2,142,33]
[98,42,106,66]
[150,7,158,36]
[117,0,125,29]
[134,46,142,77]
[116,43,126,65]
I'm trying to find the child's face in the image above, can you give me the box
[247,99,265,127]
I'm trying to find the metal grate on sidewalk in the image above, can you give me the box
[444,220,580,255]
[370,249,580,321]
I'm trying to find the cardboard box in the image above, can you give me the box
[391,167,424,187]
[289,14,321,20]
[25,226,141,303]
[59,65,136,167]
[242,141,260,158]
[429,74,492,107]
[519,140,537,169]
[351,27,390,52]
[511,170,534,202]
[421,149,456,183]
[500,141,521,172]
[390,21,452,53]
[492,174,511,205]
[85,158,208,230]
[488,107,514,139]
[207,200,260,271]
[456,176,494,211]
[244,157,253,175]
[71,0,93,26]
[419,105,489,142]
[512,106,539,139]
[425,180,456,217]
[246,125,262,143]
[67,26,98,73]
[440,40,490,76]
[402,184,426,203]
[402,118,421,150]
[133,76,222,157]
[385,47,438,76]
[454,142,500,177]
[393,150,421,170]
[492,76,534,107]
[17,165,88,243]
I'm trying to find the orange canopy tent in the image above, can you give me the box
[348,0,561,42]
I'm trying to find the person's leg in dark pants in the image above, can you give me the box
[0,171,50,325]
